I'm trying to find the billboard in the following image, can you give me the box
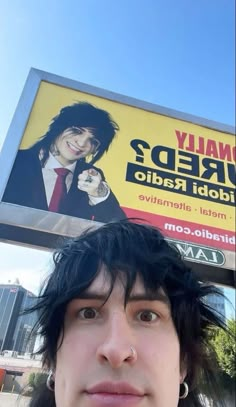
[0,69,235,273]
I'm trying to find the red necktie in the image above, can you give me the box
[49,168,70,212]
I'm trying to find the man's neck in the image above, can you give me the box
[44,153,77,172]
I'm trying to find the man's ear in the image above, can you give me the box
[180,358,188,383]
[180,369,187,383]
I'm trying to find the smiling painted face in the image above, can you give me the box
[51,127,100,166]
[54,267,186,407]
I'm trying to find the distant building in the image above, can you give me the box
[0,284,37,354]
[206,288,226,321]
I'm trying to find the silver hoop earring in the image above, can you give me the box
[179,381,189,399]
[46,370,55,392]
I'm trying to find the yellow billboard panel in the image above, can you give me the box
[2,77,235,252]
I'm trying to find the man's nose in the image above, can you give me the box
[96,312,137,369]
[74,134,88,147]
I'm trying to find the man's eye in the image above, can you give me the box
[137,310,159,322]
[71,126,82,134]
[78,307,98,319]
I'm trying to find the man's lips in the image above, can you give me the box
[66,141,83,154]
[85,382,145,406]
[85,381,144,396]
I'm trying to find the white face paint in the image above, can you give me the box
[53,127,100,166]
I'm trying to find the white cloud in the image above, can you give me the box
[0,243,53,295]
[0,268,48,295]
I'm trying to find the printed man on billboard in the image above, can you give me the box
[3,102,126,222]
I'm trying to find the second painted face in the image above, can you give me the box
[52,127,100,166]
[54,267,186,407]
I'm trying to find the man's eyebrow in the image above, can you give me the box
[127,293,170,306]
[76,292,109,301]
[76,291,170,307]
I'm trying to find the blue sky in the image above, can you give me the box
[0,0,235,147]
[0,1,235,314]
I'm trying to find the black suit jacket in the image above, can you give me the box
[3,149,126,223]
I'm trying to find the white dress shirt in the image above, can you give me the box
[42,153,110,207]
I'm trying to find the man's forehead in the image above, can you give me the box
[85,269,143,294]
[81,267,169,305]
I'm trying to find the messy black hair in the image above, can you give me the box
[31,101,119,165]
[29,220,227,407]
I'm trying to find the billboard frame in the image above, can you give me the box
[0,68,235,287]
